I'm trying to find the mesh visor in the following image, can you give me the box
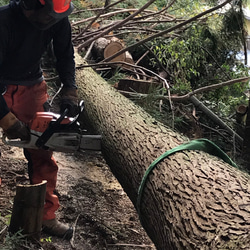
[26,0,73,30]
[39,0,73,18]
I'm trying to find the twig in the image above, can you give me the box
[107,243,154,248]
[72,8,157,27]
[83,40,95,60]
[135,50,150,65]
[70,214,80,249]
[114,76,250,102]
[102,0,233,63]
[199,122,242,151]
[0,225,8,236]
[72,0,126,42]
[170,77,250,101]
[78,0,157,49]
[132,0,176,21]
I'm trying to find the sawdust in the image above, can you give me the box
[0,139,156,250]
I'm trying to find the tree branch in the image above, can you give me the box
[77,0,157,49]
[102,0,234,63]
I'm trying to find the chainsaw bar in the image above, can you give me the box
[3,130,102,152]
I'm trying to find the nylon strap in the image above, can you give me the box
[137,138,238,218]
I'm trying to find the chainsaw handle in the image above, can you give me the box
[35,108,69,148]
[35,100,84,149]
[2,132,38,149]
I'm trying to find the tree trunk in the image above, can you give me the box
[74,52,250,249]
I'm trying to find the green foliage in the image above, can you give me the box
[0,0,9,6]
[151,23,208,93]
[40,236,52,243]
[0,212,11,226]
[116,0,156,10]
[102,68,127,86]
[0,231,26,250]
[150,7,249,114]
[167,0,212,16]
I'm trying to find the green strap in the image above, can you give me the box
[137,138,238,217]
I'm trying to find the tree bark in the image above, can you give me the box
[75,52,250,249]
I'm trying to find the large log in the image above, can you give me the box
[74,52,250,249]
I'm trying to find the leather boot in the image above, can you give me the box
[42,218,73,240]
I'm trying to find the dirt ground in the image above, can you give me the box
[0,136,156,250]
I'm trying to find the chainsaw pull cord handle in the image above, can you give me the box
[35,108,69,149]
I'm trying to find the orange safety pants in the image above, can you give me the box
[3,81,59,221]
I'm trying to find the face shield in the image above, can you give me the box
[24,0,74,30]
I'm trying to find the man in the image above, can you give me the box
[0,0,78,240]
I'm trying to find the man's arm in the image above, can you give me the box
[53,17,76,89]
[52,17,78,116]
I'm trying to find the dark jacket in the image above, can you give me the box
[0,0,75,87]
[0,0,76,119]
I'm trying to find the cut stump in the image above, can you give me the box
[9,180,47,240]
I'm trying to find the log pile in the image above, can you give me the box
[92,37,134,68]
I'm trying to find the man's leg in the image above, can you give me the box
[3,82,73,239]
[23,148,59,220]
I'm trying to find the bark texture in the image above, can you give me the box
[75,52,250,250]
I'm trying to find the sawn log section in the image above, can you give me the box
[75,52,250,250]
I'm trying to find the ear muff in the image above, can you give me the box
[38,0,72,14]
[50,0,71,14]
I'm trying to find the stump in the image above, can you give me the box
[9,180,47,240]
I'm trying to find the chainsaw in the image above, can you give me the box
[2,101,102,152]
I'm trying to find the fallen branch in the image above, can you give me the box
[70,214,80,249]
[72,0,126,42]
[77,0,157,49]
[102,0,233,63]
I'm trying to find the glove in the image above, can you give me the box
[60,87,79,117]
[0,112,30,141]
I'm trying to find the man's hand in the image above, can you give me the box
[0,112,30,141]
[60,87,79,117]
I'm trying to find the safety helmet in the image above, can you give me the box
[38,0,73,19]
[21,0,74,30]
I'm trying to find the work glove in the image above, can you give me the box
[60,87,79,117]
[0,112,30,141]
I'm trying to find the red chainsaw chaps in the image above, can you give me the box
[3,81,60,220]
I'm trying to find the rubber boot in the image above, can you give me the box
[42,218,73,240]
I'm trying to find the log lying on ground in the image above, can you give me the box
[74,52,250,249]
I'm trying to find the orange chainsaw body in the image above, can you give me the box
[29,112,73,133]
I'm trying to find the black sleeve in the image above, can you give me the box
[0,94,9,120]
[52,17,76,89]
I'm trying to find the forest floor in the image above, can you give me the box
[0,137,156,250]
